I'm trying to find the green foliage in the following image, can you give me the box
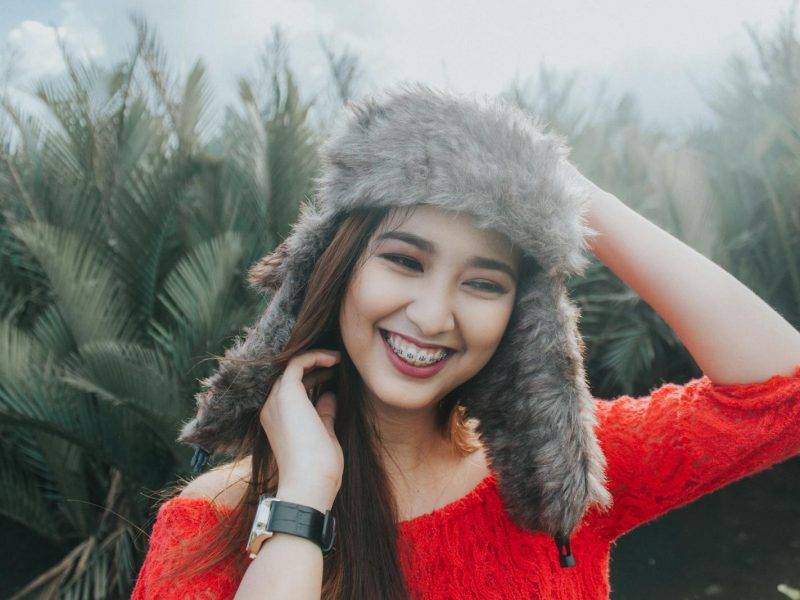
[0,14,328,598]
[2,7,800,598]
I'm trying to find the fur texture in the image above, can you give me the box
[177,81,613,561]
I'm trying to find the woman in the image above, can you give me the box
[131,83,800,599]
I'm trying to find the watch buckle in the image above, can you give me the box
[321,510,336,555]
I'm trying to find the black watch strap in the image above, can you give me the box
[267,498,337,556]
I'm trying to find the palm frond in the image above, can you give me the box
[176,59,217,149]
[107,156,183,332]
[0,428,59,541]
[149,231,248,390]
[11,221,135,346]
[9,524,138,600]
[60,340,184,446]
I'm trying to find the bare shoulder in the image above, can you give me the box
[179,455,253,508]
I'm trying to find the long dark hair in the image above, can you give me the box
[145,204,484,598]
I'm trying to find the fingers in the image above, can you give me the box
[283,350,341,391]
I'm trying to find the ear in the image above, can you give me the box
[247,240,290,292]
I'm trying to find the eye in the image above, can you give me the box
[468,280,507,294]
[381,253,422,271]
[381,254,508,294]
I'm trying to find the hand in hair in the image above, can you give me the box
[260,349,343,507]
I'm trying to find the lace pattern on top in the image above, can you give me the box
[589,365,800,540]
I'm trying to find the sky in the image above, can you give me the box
[1,0,798,135]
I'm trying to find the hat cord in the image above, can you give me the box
[555,533,577,568]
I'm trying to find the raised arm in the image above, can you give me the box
[571,164,800,384]
[560,162,800,540]
[588,365,800,541]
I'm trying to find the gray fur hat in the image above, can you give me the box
[177,81,613,567]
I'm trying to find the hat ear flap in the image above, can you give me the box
[177,205,340,456]
[461,269,612,542]
[176,274,297,455]
[247,240,290,293]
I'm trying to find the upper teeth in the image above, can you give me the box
[384,331,450,365]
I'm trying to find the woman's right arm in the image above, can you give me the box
[234,482,337,600]
[235,348,344,599]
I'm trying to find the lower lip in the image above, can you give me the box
[380,330,454,379]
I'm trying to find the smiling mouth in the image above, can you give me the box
[379,328,454,366]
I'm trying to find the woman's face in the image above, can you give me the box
[339,204,521,412]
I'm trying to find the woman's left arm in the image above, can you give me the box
[572,168,800,385]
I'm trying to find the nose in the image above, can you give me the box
[405,278,456,339]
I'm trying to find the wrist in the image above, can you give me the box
[276,483,336,513]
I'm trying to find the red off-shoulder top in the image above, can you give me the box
[131,365,800,599]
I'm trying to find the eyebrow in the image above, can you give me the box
[376,231,518,283]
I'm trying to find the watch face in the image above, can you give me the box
[254,497,276,531]
[247,497,277,556]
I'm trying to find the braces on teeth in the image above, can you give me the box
[384,331,450,365]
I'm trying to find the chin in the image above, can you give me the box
[364,363,448,410]
[367,379,440,410]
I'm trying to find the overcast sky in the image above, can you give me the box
[2,0,798,135]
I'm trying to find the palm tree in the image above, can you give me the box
[0,14,348,597]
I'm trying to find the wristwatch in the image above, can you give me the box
[246,494,337,559]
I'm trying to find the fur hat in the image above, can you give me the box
[177,81,613,568]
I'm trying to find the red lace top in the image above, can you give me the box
[131,365,800,599]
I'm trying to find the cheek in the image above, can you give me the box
[460,297,515,357]
[339,266,400,345]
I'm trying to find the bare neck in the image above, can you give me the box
[391,444,489,522]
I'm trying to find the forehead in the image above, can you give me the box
[376,204,519,262]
